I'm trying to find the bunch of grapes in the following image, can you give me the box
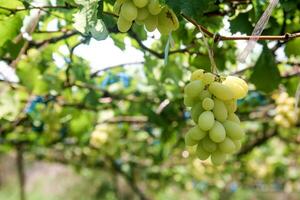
[273,92,299,128]
[184,70,248,165]
[113,0,179,34]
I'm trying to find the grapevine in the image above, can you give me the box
[184,70,248,165]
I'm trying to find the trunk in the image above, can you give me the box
[16,145,26,200]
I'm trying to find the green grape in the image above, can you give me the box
[196,145,210,160]
[157,7,179,34]
[113,0,125,15]
[199,90,212,100]
[209,121,226,143]
[157,23,173,35]
[208,82,234,101]
[144,14,157,32]
[223,120,244,140]
[224,100,237,113]
[218,137,235,153]
[213,99,228,122]
[133,0,148,8]
[223,79,246,99]
[202,97,214,111]
[227,113,240,123]
[226,76,248,92]
[136,7,149,21]
[201,137,217,152]
[120,1,138,21]
[147,0,162,15]
[233,140,241,151]
[198,111,215,131]
[117,17,132,32]
[202,72,215,85]
[183,95,194,107]
[191,69,204,81]
[191,103,204,123]
[185,132,198,146]
[187,126,207,141]
[211,150,227,165]
[184,80,204,98]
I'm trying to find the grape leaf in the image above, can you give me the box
[230,13,253,35]
[285,38,300,57]
[250,45,281,93]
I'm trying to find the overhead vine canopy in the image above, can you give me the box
[0,0,300,199]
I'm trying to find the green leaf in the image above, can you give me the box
[230,13,253,35]
[285,38,300,57]
[250,45,281,93]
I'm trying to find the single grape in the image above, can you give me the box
[113,0,125,15]
[191,103,204,123]
[202,97,214,111]
[211,150,227,165]
[183,95,195,107]
[226,76,248,92]
[157,23,173,35]
[198,111,215,131]
[184,80,204,98]
[233,140,241,151]
[185,133,198,146]
[208,82,234,101]
[196,145,210,160]
[213,99,228,122]
[191,69,204,81]
[186,126,207,141]
[202,72,215,85]
[136,7,149,21]
[227,113,240,123]
[218,137,236,153]
[223,79,246,99]
[201,137,217,152]
[147,0,162,15]
[133,0,148,8]
[224,100,237,113]
[199,90,212,100]
[144,14,158,32]
[209,121,226,143]
[120,1,138,21]
[117,17,132,32]
[157,7,179,34]
[223,120,244,140]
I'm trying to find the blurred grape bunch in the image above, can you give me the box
[90,124,118,152]
[272,91,299,128]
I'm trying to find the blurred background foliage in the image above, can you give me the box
[0,0,300,199]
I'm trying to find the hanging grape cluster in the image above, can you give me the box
[113,0,179,34]
[184,70,248,165]
[273,92,299,128]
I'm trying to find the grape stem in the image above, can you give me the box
[182,14,300,42]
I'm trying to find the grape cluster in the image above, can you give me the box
[273,92,299,128]
[113,0,179,34]
[184,70,248,165]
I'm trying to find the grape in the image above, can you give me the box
[183,95,195,107]
[208,82,234,101]
[213,99,228,122]
[224,100,237,113]
[211,150,227,165]
[157,23,173,35]
[133,0,148,8]
[120,1,138,21]
[196,145,210,160]
[233,140,241,151]
[209,121,226,143]
[147,0,162,15]
[157,7,179,34]
[223,120,244,140]
[117,17,132,32]
[218,137,235,153]
[184,80,204,98]
[191,69,204,81]
[202,97,214,111]
[227,113,240,123]
[185,133,198,146]
[144,14,158,32]
[226,76,248,92]
[186,126,207,141]
[136,7,149,21]
[223,79,247,99]
[202,72,215,85]
[199,90,211,100]
[198,111,215,131]
[201,137,217,152]
[113,0,125,15]
[191,103,204,123]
